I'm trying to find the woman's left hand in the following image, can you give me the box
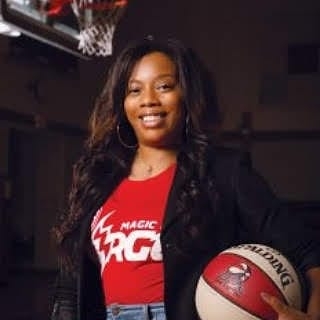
[261,292,312,320]
[261,266,320,320]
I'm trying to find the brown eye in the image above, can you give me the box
[127,87,141,95]
[156,83,174,91]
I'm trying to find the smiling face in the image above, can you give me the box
[124,51,184,148]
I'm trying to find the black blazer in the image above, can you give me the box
[51,147,320,320]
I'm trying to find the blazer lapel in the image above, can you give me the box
[161,164,185,236]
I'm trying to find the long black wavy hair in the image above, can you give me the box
[52,37,221,258]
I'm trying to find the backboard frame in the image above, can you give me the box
[0,0,90,59]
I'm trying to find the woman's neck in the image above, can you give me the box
[129,146,178,180]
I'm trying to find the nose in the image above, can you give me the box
[140,87,160,107]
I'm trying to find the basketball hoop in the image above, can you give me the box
[45,0,128,56]
[71,0,128,56]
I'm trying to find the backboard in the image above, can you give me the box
[0,0,128,59]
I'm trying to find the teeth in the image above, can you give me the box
[141,115,162,122]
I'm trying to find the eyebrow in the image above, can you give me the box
[128,74,176,82]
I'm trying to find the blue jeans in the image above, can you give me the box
[106,303,166,320]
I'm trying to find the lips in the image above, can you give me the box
[138,112,167,126]
[139,112,166,119]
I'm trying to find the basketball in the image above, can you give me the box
[195,243,305,320]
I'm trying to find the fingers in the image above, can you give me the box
[261,292,313,320]
[260,292,289,314]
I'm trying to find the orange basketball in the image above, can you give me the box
[195,244,305,320]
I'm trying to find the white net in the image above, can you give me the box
[71,0,127,56]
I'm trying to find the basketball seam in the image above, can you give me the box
[198,277,261,320]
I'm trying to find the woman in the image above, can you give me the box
[51,37,320,320]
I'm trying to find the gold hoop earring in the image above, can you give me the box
[117,123,137,149]
[185,115,190,138]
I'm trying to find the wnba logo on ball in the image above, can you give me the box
[195,244,304,320]
[217,262,251,295]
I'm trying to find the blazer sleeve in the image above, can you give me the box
[50,269,77,320]
[233,153,320,272]
[49,236,79,320]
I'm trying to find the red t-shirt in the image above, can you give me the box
[91,164,176,305]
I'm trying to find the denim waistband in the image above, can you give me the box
[106,302,165,318]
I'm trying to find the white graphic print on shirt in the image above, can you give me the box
[91,209,162,273]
